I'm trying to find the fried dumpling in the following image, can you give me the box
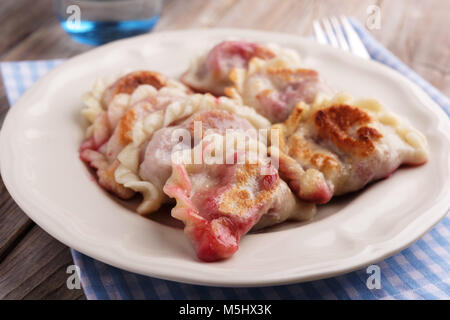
[80,71,190,200]
[270,93,429,200]
[181,41,302,96]
[163,134,316,261]
[82,70,190,143]
[135,96,271,214]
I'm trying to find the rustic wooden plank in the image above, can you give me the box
[372,0,450,95]
[0,225,85,300]
[0,176,34,262]
[0,4,91,289]
[0,51,34,267]
[0,1,90,299]
[2,19,90,61]
[0,0,55,56]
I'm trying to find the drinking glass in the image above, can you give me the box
[54,0,163,45]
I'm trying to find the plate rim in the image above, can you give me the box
[1,28,449,287]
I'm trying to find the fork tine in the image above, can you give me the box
[330,16,349,51]
[340,16,370,59]
[313,20,328,45]
[322,18,339,48]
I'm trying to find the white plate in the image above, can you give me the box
[1,29,449,287]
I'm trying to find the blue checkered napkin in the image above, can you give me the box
[0,60,65,106]
[1,23,449,300]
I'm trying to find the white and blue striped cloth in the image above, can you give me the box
[1,21,449,300]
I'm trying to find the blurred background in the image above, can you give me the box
[0,0,449,300]
[1,1,449,111]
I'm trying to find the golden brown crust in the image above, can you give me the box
[288,135,339,173]
[98,160,135,199]
[267,92,428,200]
[269,104,304,155]
[266,68,319,83]
[219,162,279,216]
[315,104,370,130]
[314,104,383,157]
[111,71,167,95]
[255,88,273,102]
[186,109,235,136]
[117,108,136,145]
[227,69,240,87]
[253,46,277,60]
[269,124,286,152]
[235,162,258,184]
[284,104,304,134]
[310,153,340,172]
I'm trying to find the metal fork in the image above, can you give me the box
[313,16,370,59]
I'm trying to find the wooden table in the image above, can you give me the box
[0,0,449,300]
